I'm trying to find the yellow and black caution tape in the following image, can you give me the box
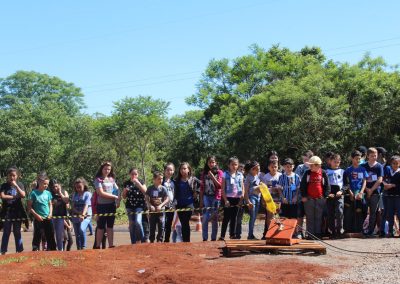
[0,203,253,222]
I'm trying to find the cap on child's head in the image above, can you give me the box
[308,156,322,165]
[376,147,387,155]
[282,158,294,165]
[357,146,367,155]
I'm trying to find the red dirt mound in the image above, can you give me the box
[0,242,330,283]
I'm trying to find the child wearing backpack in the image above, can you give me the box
[326,154,345,238]
[199,156,223,241]
[300,156,330,239]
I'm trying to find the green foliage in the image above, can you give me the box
[186,45,400,166]
[39,257,66,267]
[0,256,28,265]
[0,45,400,191]
[98,95,170,184]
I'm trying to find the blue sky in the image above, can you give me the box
[1,0,399,116]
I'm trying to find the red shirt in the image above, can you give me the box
[307,169,324,198]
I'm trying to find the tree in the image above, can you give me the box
[98,96,170,183]
[0,71,85,115]
[185,45,400,167]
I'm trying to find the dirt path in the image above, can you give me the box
[0,242,331,284]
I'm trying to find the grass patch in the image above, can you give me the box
[0,256,28,265]
[39,257,67,267]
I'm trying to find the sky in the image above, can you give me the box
[1,0,400,116]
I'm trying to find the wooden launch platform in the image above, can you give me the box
[221,239,326,257]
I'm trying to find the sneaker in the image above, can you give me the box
[295,233,303,239]
[218,237,225,241]
[261,236,266,240]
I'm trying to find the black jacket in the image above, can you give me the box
[300,169,330,198]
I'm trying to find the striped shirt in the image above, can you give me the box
[278,172,300,204]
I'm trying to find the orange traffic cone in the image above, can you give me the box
[195,213,202,232]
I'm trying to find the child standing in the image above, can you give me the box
[261,160,282,238]
[94,161,120,249]
[146,172,169,243]
[174,162,200,242]
[278,158,300,220]
[382,155,400,237]
[50,179,69,251]
[244,161,262,240]
[200,156,223,241]
[27,175,57,251]
[122,168,147,244]
[300,156,330,238]
[343,150,368,233]
[361,147,384,236]
[0,167,27,254]
[220,157,245,240]
[326,154,345,238]
[71,178,92,250]
[295,150,314,179]
[234,162,246,239]
[162,163,175,243]
[295,150,314,239]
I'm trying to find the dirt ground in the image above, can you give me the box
[0,242,330,284]
[0,222,399,283]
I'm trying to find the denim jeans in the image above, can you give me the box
[72,218,91,249]
[202,196,220,241]
[248,195,260,238]
[52,218,65,251]
[126,207,144,244]
[87,221,93,235]
[172,225,182,243]
[1,221,23,253]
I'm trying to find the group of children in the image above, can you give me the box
[0,146,399,254]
